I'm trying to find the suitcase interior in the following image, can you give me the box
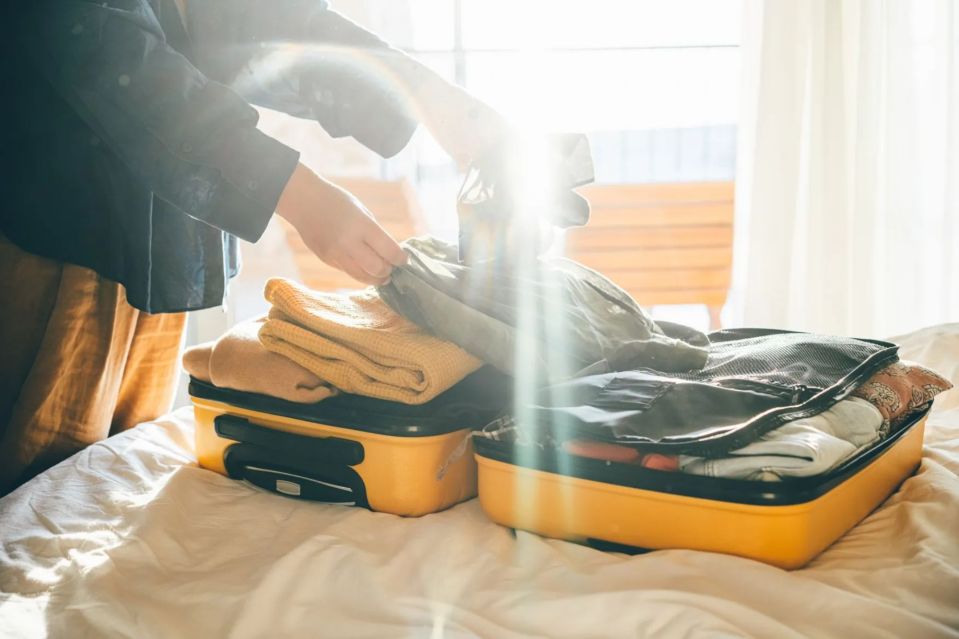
[474,407,929,568]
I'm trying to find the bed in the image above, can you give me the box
[2,324,958,638]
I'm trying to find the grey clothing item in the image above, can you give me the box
[378,237,709,381]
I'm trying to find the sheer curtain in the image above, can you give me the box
[733,0,958,338]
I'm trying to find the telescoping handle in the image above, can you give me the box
[214,414,369,507]
[223,443,368,506]
[214,414,364,465]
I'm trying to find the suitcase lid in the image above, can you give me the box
[189,365,512,437]
[473,406,927,506]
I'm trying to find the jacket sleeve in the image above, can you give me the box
[185,0,419,158]
[17,0,300,243]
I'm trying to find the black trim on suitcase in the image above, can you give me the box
[223,443,370,508]
[474,407,927,506]
[215,415,365,465]
[189,365,511,437]
[585,538,652,555]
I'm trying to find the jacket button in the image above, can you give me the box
[247,179,258,190]
[181,143,192,154]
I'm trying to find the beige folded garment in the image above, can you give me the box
[182,316,335,403]
[259,278,482,405]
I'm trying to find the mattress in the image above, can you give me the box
[1,324,958,638]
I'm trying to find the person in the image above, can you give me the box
[0,0,511,494]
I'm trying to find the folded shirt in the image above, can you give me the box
[182,316,335,404]
[259,278,482,405]
[678,397,883,481]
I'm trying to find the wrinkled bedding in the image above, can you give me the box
[2,324,958,638]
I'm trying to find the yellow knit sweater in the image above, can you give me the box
[259,278,482,404]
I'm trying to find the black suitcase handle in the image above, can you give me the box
[214,414,364,465]
[223,443,370,507]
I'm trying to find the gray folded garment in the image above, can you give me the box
[378,237,709,382]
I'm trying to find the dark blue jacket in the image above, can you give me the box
[1,0,418,312]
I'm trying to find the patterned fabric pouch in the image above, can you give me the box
[852,360,953,435]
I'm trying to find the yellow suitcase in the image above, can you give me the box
[474,408,927,569]
[191,367,509,516]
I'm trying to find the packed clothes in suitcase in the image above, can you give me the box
[185,233,952,568]
[470,329,945,568]
[373,239,951,567]
[474,410,928,569]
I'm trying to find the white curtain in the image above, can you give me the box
[733,0,959,338]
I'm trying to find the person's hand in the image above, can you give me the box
[276,163,407,286]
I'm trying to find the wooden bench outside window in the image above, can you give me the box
[566,182,735,329]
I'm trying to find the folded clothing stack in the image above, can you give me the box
[183,278,482,406]
[184,234,712,406]
[183,316,333,404]
[258,279,482,405]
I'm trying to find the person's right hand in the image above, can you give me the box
[276,163,407,286]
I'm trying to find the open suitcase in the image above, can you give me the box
[473,407,928,569]
[190,367,509,516]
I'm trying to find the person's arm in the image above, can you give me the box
[17,0,403,284]
[17,0,299,245]
[390,57,513,169]
[185,0,419,159]
[184,0,510,166]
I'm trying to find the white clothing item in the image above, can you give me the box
[680,397,883,481]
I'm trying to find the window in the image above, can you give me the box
[375,0,741,184]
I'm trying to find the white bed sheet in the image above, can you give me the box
[2,325,958,639]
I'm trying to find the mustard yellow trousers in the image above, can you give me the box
[0,235,186,494]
